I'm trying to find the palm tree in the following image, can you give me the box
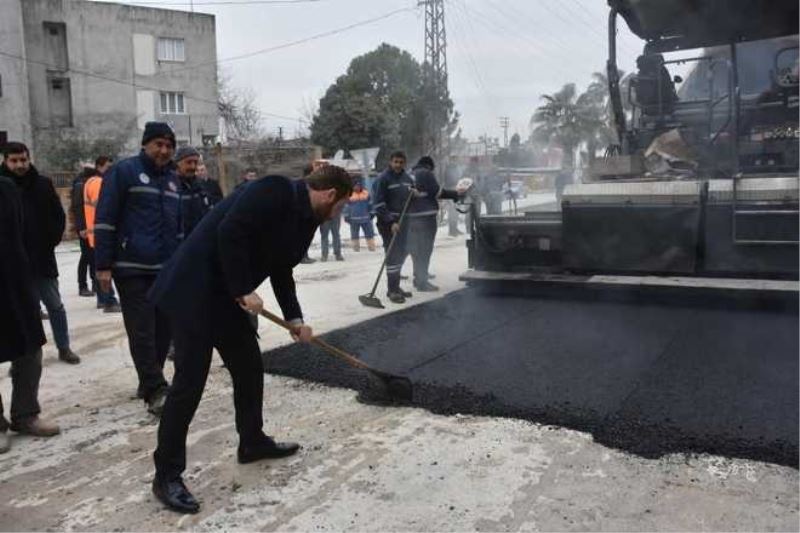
[530,83,586,170]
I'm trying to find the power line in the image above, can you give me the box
[156,6,415,76]
[110,0,324,5]
[0,50,307,123]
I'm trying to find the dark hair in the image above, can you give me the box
[95,155,112,168]
[389,150,406,161]
[306,164,353,200]
[417,156,435,170]
[244,167,258,175]
[3,142,29,159]
[302,163,314,177]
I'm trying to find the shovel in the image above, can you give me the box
[259,308,413,403]
[359,188,416,309]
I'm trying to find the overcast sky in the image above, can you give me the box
[99,0,646,142]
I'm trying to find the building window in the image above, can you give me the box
[157,38,185,62]
[48,76,73,127]
[160,91,186,114]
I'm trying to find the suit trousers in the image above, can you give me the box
[153,307,267,482]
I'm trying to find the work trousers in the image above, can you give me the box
[320,216,342,258]
[115,275,170,402]
[36,277,70,351]
[1,349,43,426]
[446,202,460,235]
[378,221,409,293]
[77,238,95,291]
[408,216,437,286]
[154,308,266,482]
[348,220,375,240]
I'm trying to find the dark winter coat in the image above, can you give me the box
[93,151,182,278]
[177,175,211,240]
[0,176,46,362]
[198,178,224,206]
[372,168,414,226]
[409,162,459,219]
[70,168,96,234]
[149,176,319,334]
[1,164,65,279]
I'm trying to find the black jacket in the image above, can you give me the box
[0,176,46,362]
[149,176,318,334]
[70,167,96,234]
[1,164,65,279]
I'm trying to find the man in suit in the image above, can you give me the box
[149,165,353,514]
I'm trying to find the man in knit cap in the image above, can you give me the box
[174,146,212,240]
[94,122,182,416]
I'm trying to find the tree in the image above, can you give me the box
[218,69,263,142]
[530,83,589,169]
[310,43,457,165]
[38,119,137,170]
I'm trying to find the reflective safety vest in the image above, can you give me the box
[83,175,103,248]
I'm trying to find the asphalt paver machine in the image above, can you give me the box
[462,0,799,294]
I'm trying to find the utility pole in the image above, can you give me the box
[499,116,510,148]
[419,0,448,158]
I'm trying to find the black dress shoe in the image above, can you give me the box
[238,438,300,464]
[152,478,200,514]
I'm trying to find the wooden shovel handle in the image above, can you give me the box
[258,308,370,370]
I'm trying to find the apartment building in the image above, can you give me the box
[0,0,219,163]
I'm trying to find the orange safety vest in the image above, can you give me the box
[349,189,369,202]
[83,176,103,248]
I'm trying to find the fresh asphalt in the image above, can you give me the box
[263,285,798,468]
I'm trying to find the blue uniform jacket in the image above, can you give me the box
[372,168,414,226]
[409,163,460,218]
[178,176,212,240]
[343,189,372,223]
[94,151,182,277]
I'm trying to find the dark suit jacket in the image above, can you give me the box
[149,176,318,334]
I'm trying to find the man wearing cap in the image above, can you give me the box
[174,146,212,240]
[94,122,182,415]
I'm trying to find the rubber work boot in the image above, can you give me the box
[152,478,200,514]
[11,416,60,437]
[387,291,406,304]
[147,388,168,416]
[367,238,376,252]
[351,239,360,252]
[238,437,300,464]
[58,348,81,365]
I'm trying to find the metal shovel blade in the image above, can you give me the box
[359,293,384,309]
